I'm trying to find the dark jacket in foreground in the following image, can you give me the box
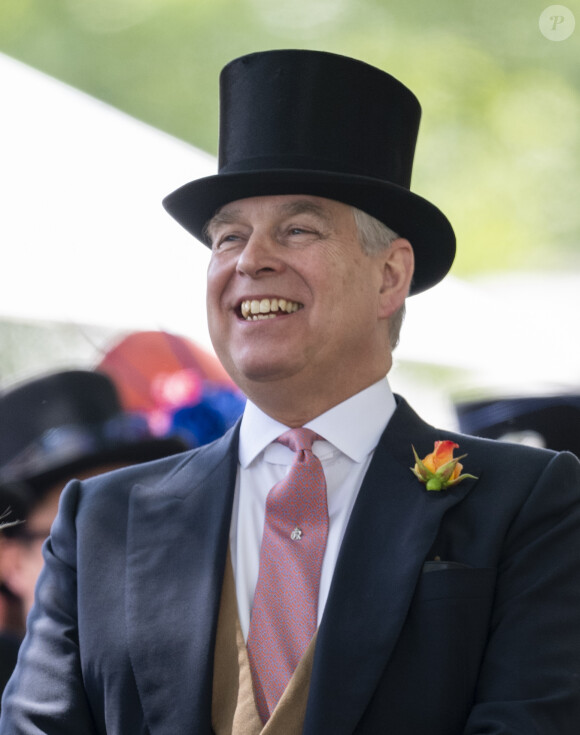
[2,397,580,734]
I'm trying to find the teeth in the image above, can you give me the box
[240,298,302,320]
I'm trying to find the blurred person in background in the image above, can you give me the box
[455,394,580,457]
[0,369,186,706]
[96,329,246,449]
[0,511,20,706]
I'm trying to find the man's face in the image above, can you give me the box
[206,194,399,409]
[0,462,133,622]
[0,486,60,619]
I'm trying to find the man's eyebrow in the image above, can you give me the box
[277,200,333,224]
[205,208,243,239]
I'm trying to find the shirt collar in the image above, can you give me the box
[239,378,396,467]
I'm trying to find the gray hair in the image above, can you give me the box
[352,207,407,350]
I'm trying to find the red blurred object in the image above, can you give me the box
[97,331,235,413]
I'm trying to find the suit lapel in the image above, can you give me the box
[125,423,240,735]
[305,398,481,734]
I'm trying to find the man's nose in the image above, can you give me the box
[236,232,282,277]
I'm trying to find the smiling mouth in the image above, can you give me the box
[239,297,303,321]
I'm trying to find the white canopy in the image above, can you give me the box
[0,52,215,348]
[398,272,580,392]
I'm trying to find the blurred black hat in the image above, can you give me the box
[163,49,455,295]
[0,370,186,501]
[455,395,580,457]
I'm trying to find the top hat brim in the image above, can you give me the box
[0,436,186,498]
[163,169,456,295]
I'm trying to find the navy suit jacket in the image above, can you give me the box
[2,397,580,734]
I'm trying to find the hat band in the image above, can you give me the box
[0,415,154,484]
[218,154,407,186]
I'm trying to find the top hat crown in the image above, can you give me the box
[163,49,456,294]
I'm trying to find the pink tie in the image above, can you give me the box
[247,428,329,723]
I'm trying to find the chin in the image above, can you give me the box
[232,358,302,388]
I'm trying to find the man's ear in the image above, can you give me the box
[377,238,414,318]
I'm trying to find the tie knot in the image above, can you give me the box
[276,427,321,453]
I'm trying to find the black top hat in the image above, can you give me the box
[0,370,186,499]
[163,49,456,295]
[455,395,580,458]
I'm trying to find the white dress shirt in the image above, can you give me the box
[230,378,397,639]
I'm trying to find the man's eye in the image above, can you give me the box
[213,233,241,250]
[280,225,323,247]
[288,226,318,238]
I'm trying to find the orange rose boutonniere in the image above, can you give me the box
[411,440,477,492]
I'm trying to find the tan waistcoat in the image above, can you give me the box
[212,552,317,735]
